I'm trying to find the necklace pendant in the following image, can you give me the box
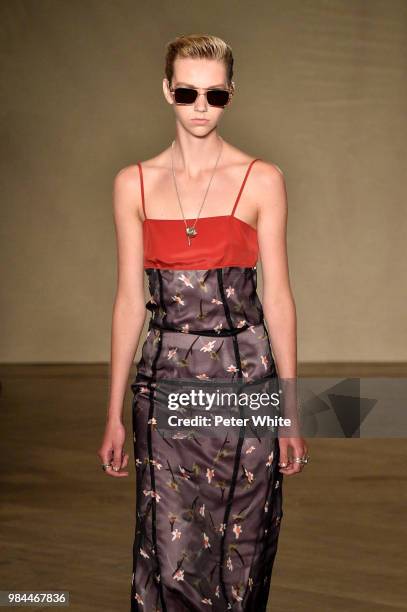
[186,226,197,238]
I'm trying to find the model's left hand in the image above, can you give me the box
[278,436,309,475]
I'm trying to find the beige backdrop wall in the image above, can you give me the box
[1,0,406,363]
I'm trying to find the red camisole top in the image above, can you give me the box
[138,158,261,270]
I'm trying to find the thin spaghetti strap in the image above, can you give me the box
[231,158,261,217]
[137,161,147,220]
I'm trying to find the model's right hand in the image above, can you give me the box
[97,419,130,478]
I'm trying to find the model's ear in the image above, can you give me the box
[163,78,173,104]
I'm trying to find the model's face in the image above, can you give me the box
[163,57,233,134]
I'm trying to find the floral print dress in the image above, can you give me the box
[130,159,284,611]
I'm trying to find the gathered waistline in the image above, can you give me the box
[149,319,264,337]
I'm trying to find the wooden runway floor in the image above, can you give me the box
[0,364,406,611]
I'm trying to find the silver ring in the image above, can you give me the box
[294,456,309,464]
[102,463,112,471]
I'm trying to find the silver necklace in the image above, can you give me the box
[170,136,224,246]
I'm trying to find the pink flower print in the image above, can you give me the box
[248,576,253,591]
[214,322,223,334]
[232,584,243,602]
[275,480,280,489]
[143,489,161,502]
[242,370,249,378]
[266,451,274,467]
[218,522,227,535]
[135,457,142,466]
[178,465,191,479]
[181,323,190,333]
[167,347,178,360]
[152,490,161,502]
[173,568,185,581]
[233,523,242,539]
[172,432,188,439]
[264,500,269,513]
[201,597,212,605]
[200,340,217,353]
[206,467,215,483]
[215,585,220,598]
[243,466,254,483]
[134,592,144,605]
[147,416,157,426]
[211,297,223,305]
[171,294,185,305]
[245,445,256,454]
[178,273,194,288]
[248,325,256,333]
[202,532,211,548]
[140,547,150,558]
[261,354,269,370]
[226,556,233,571]
[196,373,210,380]
[227,364,238,373]
[171,528,182,541]
[199,504,205,517]
[225,285,235,298]
[237,319,247,328]
[150,459,162,470]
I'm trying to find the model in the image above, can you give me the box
[98,33,309,612]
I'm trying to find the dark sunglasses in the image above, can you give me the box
[170,87,232,108]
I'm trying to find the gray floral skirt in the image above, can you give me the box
[130,267,284,611]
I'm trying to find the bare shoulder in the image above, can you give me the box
[112,150,169,218]
[223,144,287,220]
[252,158,285,182]
[114,149,166,182]
[113,163,140,190]
[112,164,144,220]
[248,159,287,217]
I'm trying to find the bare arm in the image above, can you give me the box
[97,165,146,477]
[257,162,308,476]
[257,164,297,379]
[107,166,147,422]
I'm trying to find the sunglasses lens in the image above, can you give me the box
[207,89,230,107]
[173,88,197,104]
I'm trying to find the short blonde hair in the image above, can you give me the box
[164,34,234,88]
